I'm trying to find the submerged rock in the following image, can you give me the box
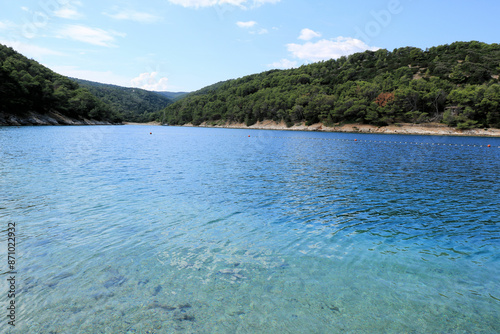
[103,275,127,288]
[152,285,162,296]
[146,302,193,312]
[91,291,115,300]
[146,302,177,311]
[175,314,195,322]
[138,279,150,286]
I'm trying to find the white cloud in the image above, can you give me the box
[251,28,268,35]
[254,0,280,5]
[167,0,280,9]
[131,72,169,91]
[54,7,83,19]
[298,28,321,41]
[0,39,65,58]
[287,36,380,62]
[53,1,84,19]
[21,6,30,12]
[56,25,125,47]
[236,21,257,28]
[268,58,297,69]
[103,9,161,23]
[237,21,268,35]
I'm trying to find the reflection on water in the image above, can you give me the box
[0,125,499,333]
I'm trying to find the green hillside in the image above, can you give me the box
[0,43,121,124]
[155,91,189,101]
[161,41,500,129]
[73,79,174,123]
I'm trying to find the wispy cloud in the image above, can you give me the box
[268,58,297,69]
[167,0,280,9]
[298,28,321,41]
[253,28,268,35]
[103,9,161,23]
[236,21,257,28]
[131,72,169,91]
[54,1,84,20]
[56,25,125,47]
[54,7,84,20]
[287,36,380,62]
[236,21,268,34]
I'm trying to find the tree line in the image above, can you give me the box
[0,43,175,124]
[73,79,173,123]
[160,41,500,129]
[0,44,122,123]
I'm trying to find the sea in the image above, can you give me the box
[0,125,499,333]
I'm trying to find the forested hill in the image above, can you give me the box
[0,43,121,125]
[161,41,500,129]
[155,91,189,101]
[73,79,174,123]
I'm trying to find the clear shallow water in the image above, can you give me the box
[0,125,499,333]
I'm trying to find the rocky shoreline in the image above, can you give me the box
[3,113,499,137]
[184,120,500,137]
[0,111,120,126]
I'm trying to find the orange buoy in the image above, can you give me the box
[150,132,152,135]
[354,139,357,141]
[488,144,491,147]
[248,135,250,137]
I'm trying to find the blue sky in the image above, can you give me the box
[0,0,498,92]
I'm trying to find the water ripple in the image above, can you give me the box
[1,126,499,333]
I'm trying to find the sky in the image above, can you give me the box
[0,0,499,92]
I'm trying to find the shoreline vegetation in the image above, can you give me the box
[126,120,500,137]
[0,111,119,126]
[3,117,499,137]
[3,41,500,135]
[192,121,500,137]
[161,42,500,132]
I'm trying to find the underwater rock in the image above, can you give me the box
[147,302,193,312]
[147,302,177,311]
[92,291,115,300]
[152,285,162,296]
[217,268,246,280]
[178,303,192,310]
[278,263,290,269]
[103,275,127,288]
[53,272,74,280]
[229,310,245,316]
[327,304,340,312]
[46,281,59,288]
[45,271,76,288]
[138,279,150,286]
[175,314,195,322]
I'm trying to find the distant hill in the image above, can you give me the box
[73,79,173,123]
[0,43,121,125]
[161,41,500,130]
[155,91,189,101]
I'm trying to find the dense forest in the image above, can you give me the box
[73,79,174,123]
[155,91,189,101]
[161,41,500,129]
[0,43,122,124]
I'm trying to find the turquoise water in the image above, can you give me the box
[0,125,499,333]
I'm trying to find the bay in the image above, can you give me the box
[0,125,499,333]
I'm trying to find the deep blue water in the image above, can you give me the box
[0,125,499,333]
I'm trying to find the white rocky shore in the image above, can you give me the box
[184,120,500,137]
